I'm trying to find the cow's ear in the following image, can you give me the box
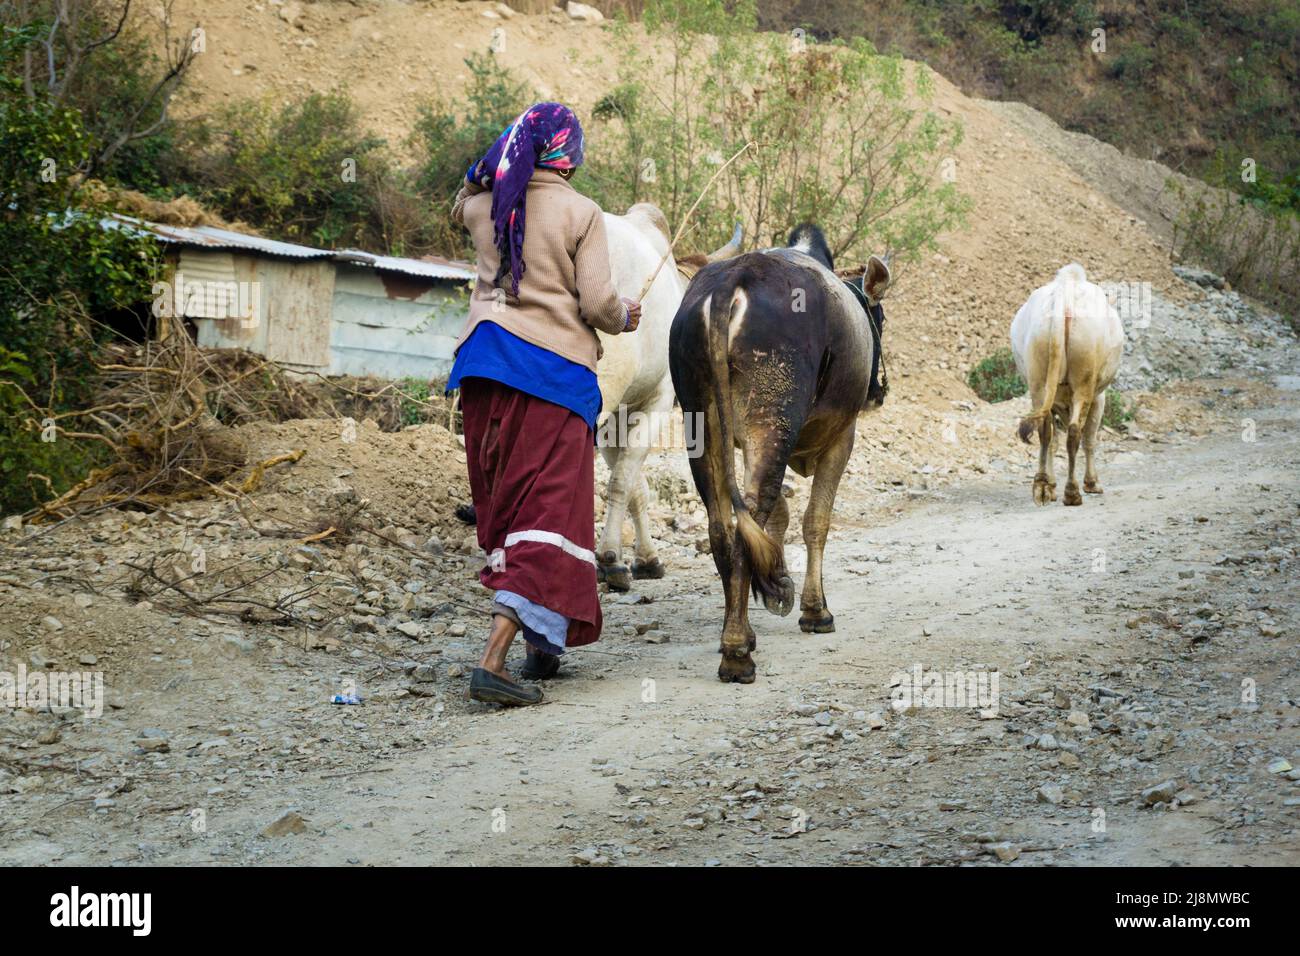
[864,255,892,304]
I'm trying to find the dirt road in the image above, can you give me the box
[5,366,1296,866]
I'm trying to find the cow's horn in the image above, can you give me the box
[705,222,744,262]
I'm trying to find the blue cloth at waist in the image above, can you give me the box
[445,321,601,430]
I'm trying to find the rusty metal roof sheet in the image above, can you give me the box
[107,215,474,281]
[334,249,475,281]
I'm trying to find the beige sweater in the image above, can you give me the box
[452,168,626,371]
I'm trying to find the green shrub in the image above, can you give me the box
[1108,44,1157,83]
[170,91,408,250]
[396,378,433,428]
[0,24,160,513]
[967,348,1027,403]
[1101,389,1132,429]
[585,0,970,265]
[409,53,535,258]
[1167,168,1300,329]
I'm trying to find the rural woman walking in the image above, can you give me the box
[448,102,641,707]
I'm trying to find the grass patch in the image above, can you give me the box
[967,348,1026,403]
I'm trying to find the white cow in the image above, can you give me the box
[1011,263,1124,506]
[596,205,739,589]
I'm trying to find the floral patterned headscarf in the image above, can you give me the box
[467,102,586,296]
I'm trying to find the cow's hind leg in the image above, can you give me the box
[759,492,794,617]
[628,475,665,579]
[1063,388,1092,507]
[799,426,853,633]
[1032,416,1056,505]
[595,442,634,591]
[1083,392,1105,494]
[630,381,673,580]
[1027,378,1056,505]
[689,410,754,682]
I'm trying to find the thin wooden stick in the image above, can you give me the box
[634,141,755,302]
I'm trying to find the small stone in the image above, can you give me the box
[78,653,98,666]
[135,736,170,753]
[571,846,609,866]
[1036,784,1065,805]
[1066,711,1091,729]
[1035,733,1059,751]
[410,663,437,683]
[36,729,61,745]
[395,621,422,638]
[1141,780,1178,806]
[1266,758,1293,775]
[987,842,1021,862]
[263,811,308,837]
[566,2,605,24]
[41,616,63,632]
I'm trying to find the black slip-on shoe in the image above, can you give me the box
[469,667,543,707]
[521,650,561,681]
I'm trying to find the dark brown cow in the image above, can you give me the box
[668,224,891,683]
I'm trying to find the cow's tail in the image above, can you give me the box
[705,285,781,596]
[1017,266,1079,443]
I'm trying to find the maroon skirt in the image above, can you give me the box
[459,377,602,647]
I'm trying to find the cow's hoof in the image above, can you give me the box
[1084,480,1103,495]
[761,574,795,617]
[632,557,665,580]
[717,653,756,684]
[602,564,632,591]
[1032,477,1056,505]
[1063,483,1083,507]
[799,613,835,633]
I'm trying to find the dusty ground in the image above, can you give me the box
[2,0,1296,868]
[3,349,1296,866]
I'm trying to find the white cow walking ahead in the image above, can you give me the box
[1011,263,1124,506]
[595,205,739,589]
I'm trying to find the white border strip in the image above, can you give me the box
[504,530,597,566]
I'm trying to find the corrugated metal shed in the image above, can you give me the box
[107,212,475,379]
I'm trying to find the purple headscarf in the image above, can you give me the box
[468,102,586,296]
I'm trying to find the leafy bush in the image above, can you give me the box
[1,1,198,189]
[396,378,433,428]
[1167,168,1300,329]
[584,0,970,265]
[409,53,535,258]
[1108,44,1157,83]
[967,348,1026,403]
[169,92,409,250]
[0,24,159,513]
[1101,388,1132,429]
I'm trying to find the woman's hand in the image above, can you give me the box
[621,297,642,332]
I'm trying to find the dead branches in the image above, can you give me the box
[19,317,308,523]
[121,548,320,627]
